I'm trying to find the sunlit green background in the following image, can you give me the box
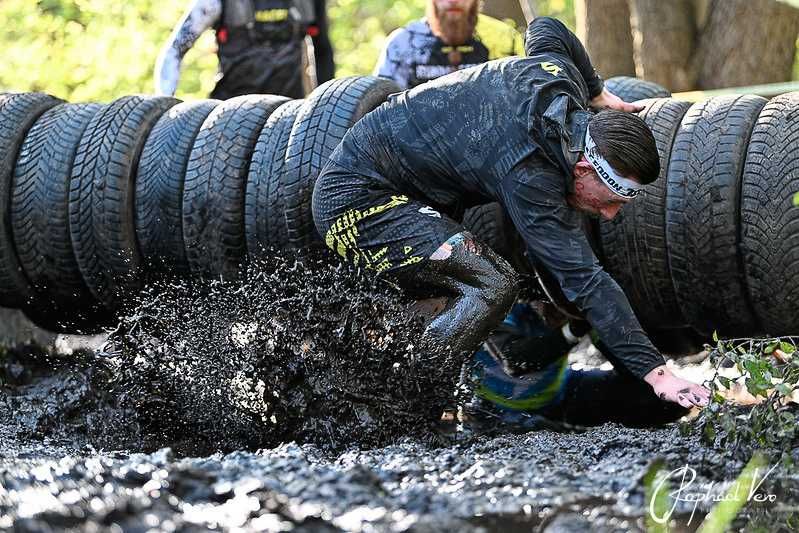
[0,0,574,101]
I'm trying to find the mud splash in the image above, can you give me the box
[19,255,465,455]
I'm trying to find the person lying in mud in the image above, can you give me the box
[466,304,690,429]
[312,17,710,412]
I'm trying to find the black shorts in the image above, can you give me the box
[312,162,463,277]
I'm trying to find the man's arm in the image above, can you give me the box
[154,0,222,96]
[373,28,412,90]
[312,0,335,84]
[501,163,664,380]
[523,17,603,99]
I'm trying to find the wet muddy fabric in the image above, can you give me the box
[374,14,524,89]
[471,303,570,411]
[314,17,664,380]
[313,162,463,275]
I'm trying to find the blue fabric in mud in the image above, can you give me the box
[472,304,571,411]
[312,17,664,380]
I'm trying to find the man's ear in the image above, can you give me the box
[573,157,595,180]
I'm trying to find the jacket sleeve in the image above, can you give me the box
[154,0,221,96]
[500,161,665,380]
[523,17,603,99]
[312,0,335,83]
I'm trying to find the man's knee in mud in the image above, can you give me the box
[430,232,519,315]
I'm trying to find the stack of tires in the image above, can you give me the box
[4,75,799,347]
[0,76,399,333]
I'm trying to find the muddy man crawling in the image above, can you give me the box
[312,17,710,419]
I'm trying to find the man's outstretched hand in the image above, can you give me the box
[644,365,711,409]
[590,87,644,113]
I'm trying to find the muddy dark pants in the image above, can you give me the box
[312,162,519,357]
[539,368,689,427]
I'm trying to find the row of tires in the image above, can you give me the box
[0,76,399,332]
[3,75,796,345]
[468,77,799,344]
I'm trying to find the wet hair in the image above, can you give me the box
[588,110,660,185]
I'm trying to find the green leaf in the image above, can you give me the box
[765,342,778,354]
[781,342,796,354]
[718,376,732,389]
[776,383,793,396]
[712,330,719,343]
[703,422,717,443]
[794,191,799,206]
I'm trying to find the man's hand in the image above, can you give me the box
[590,87,644,113]
[644,365,710,408]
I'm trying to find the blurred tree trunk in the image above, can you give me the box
[695,0,799,88]
[481,0,530,30]
[575,0,636,77]
[628,0,799,91]
[628,0,696,91]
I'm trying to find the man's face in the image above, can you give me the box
[567,157,636,220]
[434,0,475,22]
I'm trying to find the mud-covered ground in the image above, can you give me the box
[2,257,798,532]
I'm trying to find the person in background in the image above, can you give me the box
[375,0,523,89]
[155,0,334,99]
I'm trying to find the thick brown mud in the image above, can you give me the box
[1,255,798,531]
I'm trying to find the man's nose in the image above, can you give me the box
[600,203,623,220]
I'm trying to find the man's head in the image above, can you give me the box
[567,110,660,220]
[427,0,479,45]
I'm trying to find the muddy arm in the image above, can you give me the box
[501,163,664,380]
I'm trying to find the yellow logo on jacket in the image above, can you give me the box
[540,61,563,76]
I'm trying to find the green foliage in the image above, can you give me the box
[0,0,575,103]
[0,0,218,101]
[697,337,799,464]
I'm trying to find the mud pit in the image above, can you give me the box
[1,257,798,531]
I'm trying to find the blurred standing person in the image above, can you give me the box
[155,0,335,99]
[375,0,524,89]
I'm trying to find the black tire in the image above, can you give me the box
[245,99,305,256]
[183,94,289,278]
[70,95,179,311]
[599,98,691,329]
[0,93,62,309]
[604,76,671,103]
[283,76,400,249]
[461,203,514,260]
[648,327,708,358]
[11,102,108,333]
[136,99,220,273]
[741,93,799,335]
[665,95,766,336]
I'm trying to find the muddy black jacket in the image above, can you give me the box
[334,17,664,379]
